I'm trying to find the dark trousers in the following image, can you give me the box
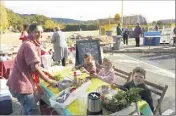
[135,37,140,47]
[56,58,66,66]
[123,36,128,45]
[173,37,176,43]
[61,58,66,66]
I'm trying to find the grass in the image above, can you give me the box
[0,30,99,47]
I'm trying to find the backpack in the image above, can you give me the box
[174,27,176,34]
[123,29,128,36]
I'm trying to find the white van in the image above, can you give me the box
[160,28,174,44]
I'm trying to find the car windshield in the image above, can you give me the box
[161,29,172,35]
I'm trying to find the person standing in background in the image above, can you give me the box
[51,26,68,66]
[142,27,146,37]
[116,23,122,36]
[174,27,176,34]
[123,25,129,45]
[154,24,159,31]
[19,24,29,43]
[173,27,176,45]
[113,23,123,50]
[134,23,142,47]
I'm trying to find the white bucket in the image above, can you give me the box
[41,55,53,70]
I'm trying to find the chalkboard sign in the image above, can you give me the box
[75,40,102,66]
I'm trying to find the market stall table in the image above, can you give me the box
[40,66,153,115]
[0,60,14,79]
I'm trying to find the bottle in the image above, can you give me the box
[73,71,77,86]
[89,70,95,76]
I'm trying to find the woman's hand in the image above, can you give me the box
[111,83,119,89]
[48,79,58,87]
[42,68,54,78]
[90,72,99,78]
[91,73,98,77]
[80,67,89,73]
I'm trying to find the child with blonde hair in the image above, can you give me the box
[97,58,115,84]
[75,53,96,75]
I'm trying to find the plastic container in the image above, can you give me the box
[77,92,88,115]
[143,31,161,46]
[49,80,91,112]
[0,95,13,115]
[40,81,55,105]
[41,55,53,70]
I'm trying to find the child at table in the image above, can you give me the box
[75,53,96,75]
[118,67,154,112]
[97,58,116,84]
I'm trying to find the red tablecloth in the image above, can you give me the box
[0,60,14,79]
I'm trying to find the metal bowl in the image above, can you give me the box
[58,80,72,90]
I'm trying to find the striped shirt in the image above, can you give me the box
[97,67,115,84]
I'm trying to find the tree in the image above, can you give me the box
[157,21,163,26]
[44,19,57,30]
[1,4,99,32]
[7,9,23,30]
[35,15,49,25]
[58,23,66,30]
[152,21,157,25]
[0,2,9,31]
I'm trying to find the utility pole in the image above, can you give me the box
[97,19,99,30]
[79,16,82,31]
[108,15,111,31]
[137,14,140,24]
[121,0,124,28]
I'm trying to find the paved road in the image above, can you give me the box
[105,38,175,75]
[124,53,175,74]
[105,53,175,78]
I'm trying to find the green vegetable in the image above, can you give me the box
[53,74,62,81]
[102,88,143,113]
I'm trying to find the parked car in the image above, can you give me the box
[160,28,173,44]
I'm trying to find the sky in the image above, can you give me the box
[4,0,175,22]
